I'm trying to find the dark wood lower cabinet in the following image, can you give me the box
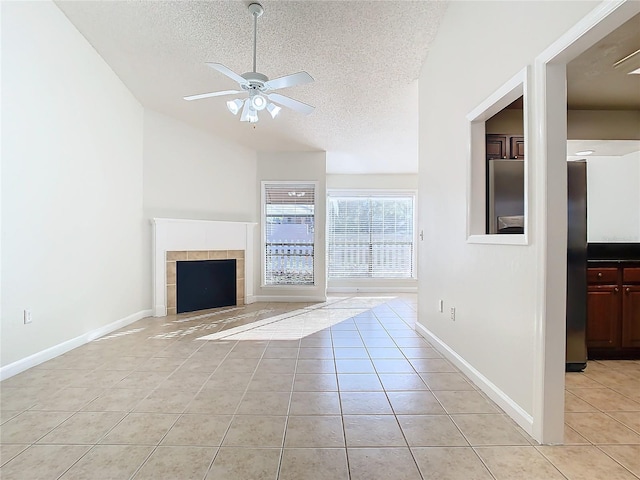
[587,264,640,359]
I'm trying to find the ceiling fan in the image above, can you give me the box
[184,3,315,123]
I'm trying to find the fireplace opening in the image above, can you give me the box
[176,259,237,314]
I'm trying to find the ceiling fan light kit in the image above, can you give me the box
[184,2,314,124]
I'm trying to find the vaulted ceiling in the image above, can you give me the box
[55,0,449,174]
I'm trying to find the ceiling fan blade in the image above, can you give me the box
[183,90,244,101]
[268,93,315,115]
[240,99,251,122]
[264,71,314,91]
[206,62,249,87]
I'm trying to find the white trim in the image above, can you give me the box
[415,322,533,435]
[466,67,530,244]
[252,295,327,303]
[529,0,640,445]
[0,309,152,381]
[327,286,417,294]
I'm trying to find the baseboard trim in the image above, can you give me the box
[327,286,417,294]
[414,322,534,436]
[0,309,153,381]
[252,295,328,303]
[153,305,166,317]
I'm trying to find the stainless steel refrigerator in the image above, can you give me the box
[487,159,587,370]
[566,160,588,372]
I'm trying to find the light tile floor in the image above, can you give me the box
[1,295,639,479]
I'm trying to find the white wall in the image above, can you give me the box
[143,109,257,223]
[255,152,327,301]
[417,0,598,436]
[1,1,147,368]
[587,151,640,242]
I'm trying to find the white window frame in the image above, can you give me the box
[326,189,418,280]
[261,180,318,288]
[466,67,530,245]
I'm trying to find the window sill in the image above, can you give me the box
[467,234,529,246]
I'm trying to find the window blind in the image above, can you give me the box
[264,183,315,285]
[328,194,414,279]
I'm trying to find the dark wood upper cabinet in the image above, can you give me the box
[510,136,525,159]
[486,134,524,160]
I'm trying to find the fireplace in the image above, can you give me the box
[177,259,237,314]
[165,250,245,315]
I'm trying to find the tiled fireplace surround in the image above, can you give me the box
[165,249,245,315]
[152,218,255,317]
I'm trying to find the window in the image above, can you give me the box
[263,182,315,286]
[327,193,415,279]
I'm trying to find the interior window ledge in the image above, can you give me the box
[467,234,529,246]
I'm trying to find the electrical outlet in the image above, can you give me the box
[438,300,444,313]
[450,307,456,321]
[23,309,32,324]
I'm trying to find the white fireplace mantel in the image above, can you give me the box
[151,218,257,316]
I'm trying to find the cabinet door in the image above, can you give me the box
[587,285,620,348]
[486,135,507,159]
[622,285,640,348]
[510,136,525,159]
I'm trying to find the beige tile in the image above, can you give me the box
[475,446,565,479]
[0,445,90,480]
[337,373,383,391]
[600,445,640,477]
[167,286,177,308]
[335,359,376,374]
[412,446,493,480]
[340,392,393,415]
[387,391,446,415]
[0,444,28,467]
[162,414,232,446]
[247,373,295,392]
[343,415,406,447]
[371,358,415,373]
[0,410,22,426]
[378,373,429,391]
[289,391,341,415]
[204,371,253,391]
[564,424,590,445]
[237,391,291,416]
[116,371,170,389]
[186,390,244,415]
[409,358,458,373]
[216,357,260,373]
[134,388,196,414]
[569,388,640,412]
[565,390,598,412]
[565,412,640,444]
[0,411,72,444]
[59,445,153,480]
[538,445,637,480]
[293,373,338,392]
[187,250,208,260]
[255,358,297,374]
[29,387,103,411]
[398,415,468,446]
[222,415,286,447]
[400,347,443,359]
[280,448,349,480]
[612,385,640,403]
[38,411,126,444]
[82,388,151,412]
[348,447,421,480]
[205,447,280,480]
[298,347,334,359]
[167,251,187,261]
[608,411,640,433]
[284,416,345,447]
[565,372,604,389]
[133,446,217,480]
[228,343,266,359]
[296,359,336,373]
[69,369,130,388]
[166,261,177,284]
[167,307,177,315]
[434,390,500,414]
[208,250,228,260]
[227,250,244,259]
[450,414,530,446]
[100,412,178,445]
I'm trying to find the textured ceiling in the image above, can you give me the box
[54,0,449,174]
[567,13,640,110]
